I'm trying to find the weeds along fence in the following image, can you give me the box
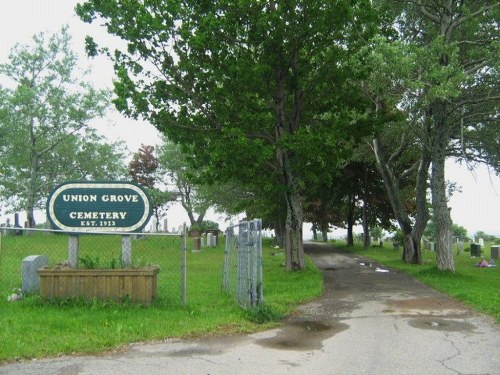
[0,227,191,305]
[223,219,263,308]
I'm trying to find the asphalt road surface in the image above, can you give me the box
[1,242,499,375]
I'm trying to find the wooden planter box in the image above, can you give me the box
[38,266,159,304]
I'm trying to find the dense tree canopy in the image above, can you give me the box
[77,0,378,270]
[76,0,499,272]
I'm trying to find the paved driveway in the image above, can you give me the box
[1,242,499,375]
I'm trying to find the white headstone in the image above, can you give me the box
[478,238,484,247]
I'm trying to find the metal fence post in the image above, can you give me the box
[223,226,232,290]
[246,220,253,307]
[68,235,79,267]
[254,219,263,305]
[181,223,187,306]
[121,235,132,267]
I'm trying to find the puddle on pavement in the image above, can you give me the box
[409,318,477,332]
[257,319,349,351]
[388,297,467,311]
[168,346,220,357]
[56,364,83,375]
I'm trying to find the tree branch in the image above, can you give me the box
[416,0,441,24]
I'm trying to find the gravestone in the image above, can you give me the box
[163,219,168,232]
[13,214,23,236]
[470,243,481,257]
[491,245,499,261]
[22,255,49,293]
[207,233,213,248]
[151,218,158,232]
[193,237,201,252]
[478,238,484,247]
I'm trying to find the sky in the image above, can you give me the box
[0,0,499,237]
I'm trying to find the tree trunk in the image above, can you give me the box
[311,224,318,241]
[430,102,454,271]
[274,219,285,248]
[372,138,429,264]
[346,225,354,246]
[274,62,305,271]
[281,150,304,271]
[321,223,328,242]
[362,201,370,248]
[346,193,355,246]
[26,209,35,229]
[431,155,454,271]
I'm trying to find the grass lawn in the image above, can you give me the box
[337,241,500,322]
[0,236,323,362]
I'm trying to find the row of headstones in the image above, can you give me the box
[423,238,498,260]
[0,213,25,236]
[192,233,218,252]
[149,218,170,233]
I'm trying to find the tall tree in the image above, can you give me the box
[396,0,500,270]
[129,144,173,231]
[77,0,376,270]
[156,141,211,228]
[129,144,158,187]
[347,26,431,264]
[0,26,126,226]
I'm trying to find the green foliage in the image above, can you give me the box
[370,226,384,241]
[155,141,212,222]
[79,255,100,269]
[76,1,383,270]
[245,304,284,324]
[200,220,219,231]
[451,224,468,240]
[0,26,126,223]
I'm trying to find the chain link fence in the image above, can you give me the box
[223,219,263,308]
[0,227,187,305]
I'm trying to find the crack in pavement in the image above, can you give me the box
[435,335,463,375]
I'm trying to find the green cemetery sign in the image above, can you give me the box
[47,181,152,233]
